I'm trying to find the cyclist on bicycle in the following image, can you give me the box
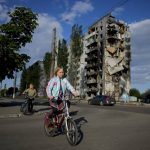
[46,67,79,115]
[23,83,37,113]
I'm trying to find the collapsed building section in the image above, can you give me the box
[83,14,131,101]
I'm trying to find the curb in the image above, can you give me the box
[0,114,22,119]
[74,100,150,107]
[116,103,150,107]
[0,111,49,119]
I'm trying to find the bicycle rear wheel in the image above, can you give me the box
[66,118,78,146]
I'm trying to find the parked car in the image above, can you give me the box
[142,99,150,103]
[88,95,116,106]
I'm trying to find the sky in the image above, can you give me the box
[0,0,150,93]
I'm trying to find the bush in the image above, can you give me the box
[0,89,7,97]
[129,88,141,98]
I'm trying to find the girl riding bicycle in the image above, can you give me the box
[46,67,79,115]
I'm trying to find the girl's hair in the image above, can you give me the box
[29,83,34,87]
[54,67,63,76]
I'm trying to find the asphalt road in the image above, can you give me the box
[0,103,150,150]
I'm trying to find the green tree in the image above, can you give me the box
[141,89,150,99]
[26,62,40,91]
[43,52,52,81]
[20,62,40,92]
[68,24,83,87]
[7,87,18,96]
[57,39,69,77]
[129,88,141,98]
[0,89,7,97]
[20,67,27,92]
[0,7,38,81]
[70,24,83,57]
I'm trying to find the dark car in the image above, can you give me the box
[88,95,116,106]
[142,99,150,104]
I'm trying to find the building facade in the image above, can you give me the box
[74,14,131,101]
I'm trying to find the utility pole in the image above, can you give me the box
[4,84,6,97]
[0,81,2,97]
[13,71,17,99]
[50,28,57,79]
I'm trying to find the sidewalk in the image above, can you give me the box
[116,101,150,107]
[0,97,50,119]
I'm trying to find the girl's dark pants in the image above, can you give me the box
[28,98,34,112]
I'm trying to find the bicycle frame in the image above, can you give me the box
[64,101,72,132]
[46,100,71,130]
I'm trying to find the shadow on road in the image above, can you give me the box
[34,107,50,113]
[0,101,23,107]
[0,99,49,107]
[69,110,78,116]
[34,101,49,106]
[74,117,88,145]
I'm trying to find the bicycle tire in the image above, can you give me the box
[20,102,25,112]
[66,118,78,146]
[44,114,55,137]
[20,101,28,114]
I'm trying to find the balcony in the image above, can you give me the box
[125,45,131,50]
[87,87,98,93]
[125,37,130,43]
[119,24,126,34]
[119,43,125,50]
[85,31,98,40]
[86,38,98,47]
[85,63,98,69]
[86,47,98,54]
[87,78,97,84]
[125,51,131,58]
[107,33,121,40]
[86,71,97,76]
[107,23,119,30]
[107,16,116,24]
[107,24,119,35]
[85,55,98,62]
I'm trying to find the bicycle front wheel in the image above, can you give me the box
[44,114,55,137]
[66,118,78,146]
[20,102,28,114]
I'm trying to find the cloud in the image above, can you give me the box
[0,4,9,22]
[61,0,94,24]
[112,7,124,16]
[129,19,150,86]
[22,13,63,66]
[72,1,93,14]
[0,0,6,3]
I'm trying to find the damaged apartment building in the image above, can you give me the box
[73,14,131,101]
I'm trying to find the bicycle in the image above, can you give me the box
[44,99,78,146]
[20,99,28,114]
[20,94,34,115]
